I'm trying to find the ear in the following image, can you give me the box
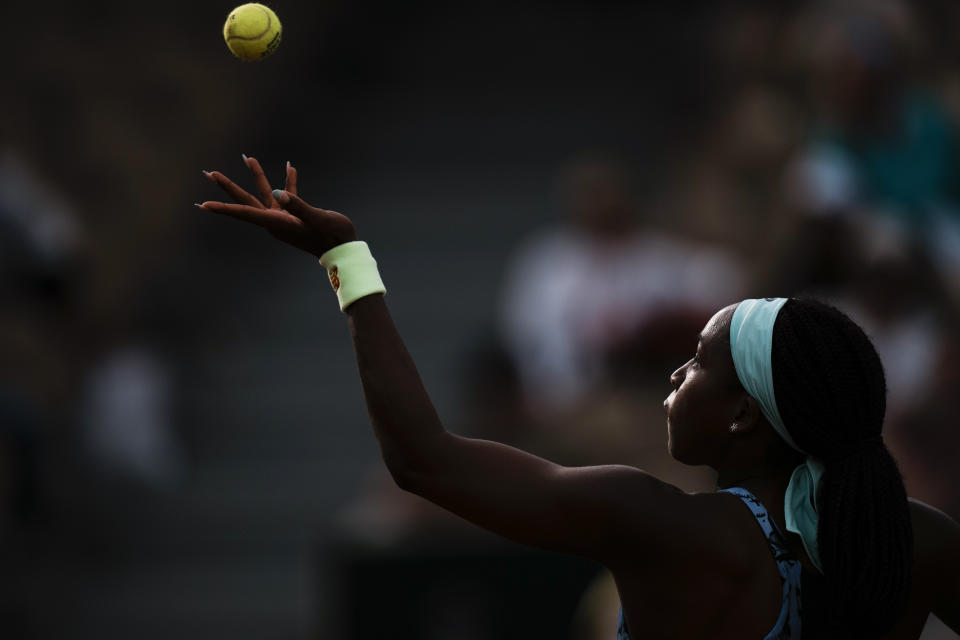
[729,393,762,436]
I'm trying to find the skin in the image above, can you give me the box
[199,158,960,638]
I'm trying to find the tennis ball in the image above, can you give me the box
[223,3,282,61]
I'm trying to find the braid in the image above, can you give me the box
[771,298,912,636]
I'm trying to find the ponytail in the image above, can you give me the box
[771,299,912,635]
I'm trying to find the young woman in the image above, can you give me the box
[198,157,960,639]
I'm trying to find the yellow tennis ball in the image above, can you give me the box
[223,3,282,61]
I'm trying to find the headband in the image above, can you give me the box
[729,298,796,451]
[729,297,824,573]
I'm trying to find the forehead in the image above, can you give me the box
[700,304,737,346]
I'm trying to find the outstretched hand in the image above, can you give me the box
[198,155,358,257]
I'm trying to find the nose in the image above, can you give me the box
[670,361,688,390]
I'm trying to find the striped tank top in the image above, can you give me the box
[617,486,802,639]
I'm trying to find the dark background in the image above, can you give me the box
[3,1,960,638]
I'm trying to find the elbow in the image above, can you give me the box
[386,459,413,491]
[380,430,449,495]
[389,462,430,496]
[383,444,445,496]
[382,450,423,494]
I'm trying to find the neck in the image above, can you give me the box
[716,464,794,495]
[715,442,804,493]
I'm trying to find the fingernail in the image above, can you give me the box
[286,160,291,170]
[202,170,213,179]
[194,203,206,209]
[272,189,288,203]
[242,153,249,164]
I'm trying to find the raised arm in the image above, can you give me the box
[344,291,693,561]
[198,157,695,565]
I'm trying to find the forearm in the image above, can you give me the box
[345,293,446,482]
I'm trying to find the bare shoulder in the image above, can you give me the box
[566,467,716,561]
[908,498,960,634]
[564,465,704,549]
[610,488,779,638]
[909,498,960,554]
[908,498,960,588]
[602,478,749,572]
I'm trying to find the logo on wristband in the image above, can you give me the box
[329,266,341,291]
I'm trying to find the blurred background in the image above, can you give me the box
[3,0,960,637]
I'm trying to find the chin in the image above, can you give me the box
[668,438,701,466]
[666,434,687,464]
[670,447,693,465]
[666,419,686,462]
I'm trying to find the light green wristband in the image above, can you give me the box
[318,241,386,311]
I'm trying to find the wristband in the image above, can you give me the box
[318,241,386,311]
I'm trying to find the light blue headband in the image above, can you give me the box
[730,298,825,573]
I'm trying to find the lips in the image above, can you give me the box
[663,392,674,412]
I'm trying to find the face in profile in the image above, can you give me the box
[663,304,746,466]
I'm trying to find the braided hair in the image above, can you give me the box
[771,298,912,636]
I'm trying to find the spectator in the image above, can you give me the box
[498,153,748,420]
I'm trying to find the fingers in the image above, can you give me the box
[271,189,327,225]
[284,161,298,196]
[198,201,305,233]
[243,155,278,208]
[204,170,263,208]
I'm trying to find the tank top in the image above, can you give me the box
[616,486,803,639]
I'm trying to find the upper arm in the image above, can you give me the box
[911,500,960,632]
[925,506,960,631]
[397,432,696,566]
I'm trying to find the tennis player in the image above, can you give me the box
[198,157,960,639]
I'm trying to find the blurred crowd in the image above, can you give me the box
[341,2,960,636]
[347,0,960,522]
[4,0,960,638]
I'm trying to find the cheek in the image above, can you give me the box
[667,382,697,428]
[666,377,723,462]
